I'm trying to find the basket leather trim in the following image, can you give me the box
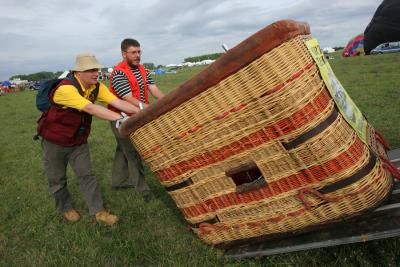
[165,178,193,192]
[319,153,377,194]
[283,107,339,150]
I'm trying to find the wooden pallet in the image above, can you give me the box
[224,148,400,260]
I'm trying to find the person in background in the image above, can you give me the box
[37,53,139,225]
[364,0,400,54]
[108,38,164,202]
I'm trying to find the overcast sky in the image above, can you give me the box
[0,0,381,81]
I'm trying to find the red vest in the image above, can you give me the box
[108,61,148,113]
[37,79,98,147]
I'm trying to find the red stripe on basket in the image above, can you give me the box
[292,69,304,80]
[261,63,315,98]
[189,125,203,133]
[182,138,365,218]
[213,112,230,120]
[197,169,382,236]
[305,62,314,69]
[176,132,188,140]
[269,83,285,95]
[156,89,331,182]
[143,63,316,157]
[143,145,161,159]
[230,103,247,112]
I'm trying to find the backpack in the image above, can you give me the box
[36,73,81,112]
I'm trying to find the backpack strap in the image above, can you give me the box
[51,74,100,104]
[67,73,100,103]
[92,82,100,102]
[67,74,83,95]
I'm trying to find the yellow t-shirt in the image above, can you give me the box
[53,75,116,111]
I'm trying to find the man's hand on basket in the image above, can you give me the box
[115,112,129,129]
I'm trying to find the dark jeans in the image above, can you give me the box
[110,121,151,195]
[42,139,104,214]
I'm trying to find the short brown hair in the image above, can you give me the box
[121,38,140,52]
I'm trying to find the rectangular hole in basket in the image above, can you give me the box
[225,161,267,194]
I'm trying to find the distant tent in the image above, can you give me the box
[322,47,335,53]
[1,81,11,87]
[154,69,166,75]
[342,34,364,57]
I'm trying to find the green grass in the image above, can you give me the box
[154,65,207,94]
[329,53,400,147]
[0,54,399,266]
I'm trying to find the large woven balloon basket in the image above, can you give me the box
[120,20,397,247]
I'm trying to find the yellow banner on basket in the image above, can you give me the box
[305,38,368,143]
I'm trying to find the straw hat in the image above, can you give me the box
[72,53,103,71]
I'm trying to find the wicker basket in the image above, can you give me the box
[119,20,394,246]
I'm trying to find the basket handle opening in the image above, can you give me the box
[226,161,267,193]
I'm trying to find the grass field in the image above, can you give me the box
[0,53,399,266]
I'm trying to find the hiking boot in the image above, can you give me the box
[95,210,119,226]
[63,209,80,222]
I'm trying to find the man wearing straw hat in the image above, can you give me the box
[37,53,139,225]
[108,38,164,203]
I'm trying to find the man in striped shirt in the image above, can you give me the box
[109,38,164,202]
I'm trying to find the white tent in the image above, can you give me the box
[322,47,335,53]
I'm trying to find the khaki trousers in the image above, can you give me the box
[110,121,151,195]
[42,139,104,214]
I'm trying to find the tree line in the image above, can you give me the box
[9,52,225,80]
[184,53,224,63]
[10,71,63,81]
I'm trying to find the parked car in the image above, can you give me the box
[370,41,400,54]
[28,81,42,90]
[29,80,50,90]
